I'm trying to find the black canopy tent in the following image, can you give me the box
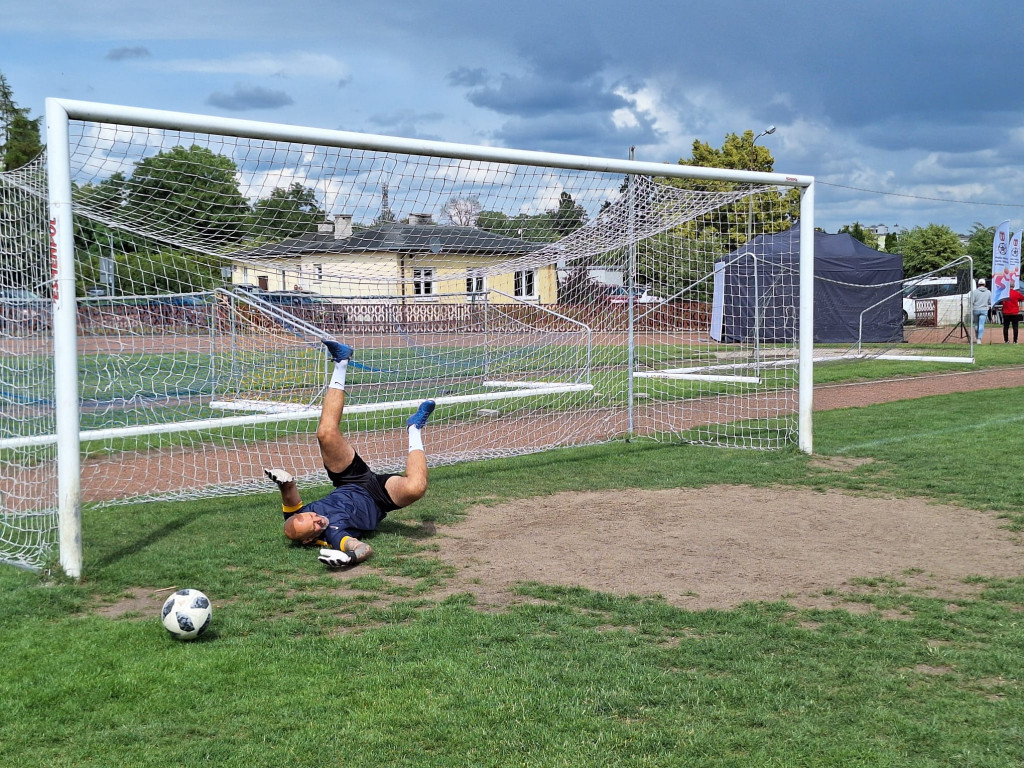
[711,223,903,344]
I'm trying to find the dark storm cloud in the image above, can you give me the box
[105,46,150,61]
[492,111,662,158]
[858,117,1011,155]
[206,85,294,111]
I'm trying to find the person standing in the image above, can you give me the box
[969,278,992,343]
[1001,282,1024,344]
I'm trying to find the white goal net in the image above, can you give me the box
[0,99,813,575]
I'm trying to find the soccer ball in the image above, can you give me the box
[161,588,212,641]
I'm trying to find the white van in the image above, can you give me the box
[902,276,970,325]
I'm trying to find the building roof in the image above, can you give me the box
[235,222,544,260]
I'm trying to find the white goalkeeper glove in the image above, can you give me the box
[318,548,354,568]
[264,468,294,486]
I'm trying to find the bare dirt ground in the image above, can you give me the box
[429,366,1024,612]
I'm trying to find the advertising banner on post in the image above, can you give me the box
[991,221,1016,304]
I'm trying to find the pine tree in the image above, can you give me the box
[0,72,44,171]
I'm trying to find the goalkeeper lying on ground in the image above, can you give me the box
[264,338,435,568]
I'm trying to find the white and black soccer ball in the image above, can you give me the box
[161,588,212,641]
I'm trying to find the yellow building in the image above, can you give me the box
[231,213,557,305]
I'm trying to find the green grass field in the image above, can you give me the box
[2,356,1024,766]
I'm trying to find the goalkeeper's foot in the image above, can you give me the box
[322,339,353,363]
[407,399,435,430]
[264,468,294,487]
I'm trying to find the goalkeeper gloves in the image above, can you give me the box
[264,468,294,486]
[318,548,354,568]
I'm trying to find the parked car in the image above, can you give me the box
[605,286,661,304]
[261,291,335,308]
[902,277,968,324]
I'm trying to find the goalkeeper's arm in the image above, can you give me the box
[318,537,374,568]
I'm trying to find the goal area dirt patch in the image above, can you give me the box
[433,485,1023,611]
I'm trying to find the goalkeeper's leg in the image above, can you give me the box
[384,400,434,508]
[317,339,356,474]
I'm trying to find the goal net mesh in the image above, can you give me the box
[2,117,805,570]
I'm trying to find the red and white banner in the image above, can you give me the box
[991,220,1019,304]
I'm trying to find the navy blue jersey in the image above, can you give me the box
[299,484,385,549]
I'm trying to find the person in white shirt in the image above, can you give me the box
[969,278,992,343]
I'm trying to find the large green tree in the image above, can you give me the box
[551,191,588,237]
[675,130,800,249]
[125,144,250,244]
[964,222,995,280]
[899,224,965,276]
[247,182,325,240]
[74,147,248,295]
[0,72,43,171]
[0,72,46,295]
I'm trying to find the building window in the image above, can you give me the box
[314,263,323,281]
[413,268,435,296]
[514,269,536,298]
[466,271,485,294]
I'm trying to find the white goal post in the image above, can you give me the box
[20,98,815,578]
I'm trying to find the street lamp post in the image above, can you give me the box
[746,125,776,243]
[747,125,775,369]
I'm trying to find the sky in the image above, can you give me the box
[4,0,1024,237]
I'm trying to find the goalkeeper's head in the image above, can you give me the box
[284,512,328,544]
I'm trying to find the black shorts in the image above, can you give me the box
[325,452,401,514]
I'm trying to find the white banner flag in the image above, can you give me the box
[1011,230,1022,290]
[991,220,1015,304]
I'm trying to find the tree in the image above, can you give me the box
[478,209,558,242]
[440,195,481,226]
[551,191,588,237]
[964,222,995,280]
[672,130,800,251]
[0,72,43,171]
[559,266,608,304]
[125,145,249,244]
[884,232,899,252]
[247,183,325,240]
[899,224,965,276]
[838,222,877,248]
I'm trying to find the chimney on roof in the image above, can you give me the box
[334,214,353,239]
[318,220,333,234]
[408,213,435,226]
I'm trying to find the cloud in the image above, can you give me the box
[446,66,488,88]
[464,73,627,118]
[105,46,150,61]
[162,52,348,81]
[491,111,661,158]
[206,85,294,112]
[365,109,447,140]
